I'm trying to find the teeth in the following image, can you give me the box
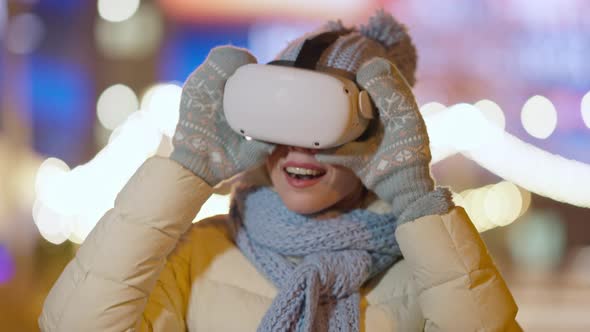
[285,167,324,176]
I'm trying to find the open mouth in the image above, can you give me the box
[281,162,328,188]
[284,166,327,180]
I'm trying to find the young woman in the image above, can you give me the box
[39,10,521,332]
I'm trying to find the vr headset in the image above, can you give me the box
[223,31,374,149]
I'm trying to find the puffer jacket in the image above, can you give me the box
[39,156,522,331]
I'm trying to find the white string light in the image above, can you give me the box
[33,95,590,243]
[419,101,446,117]
[474,99,506,130]
[143,83,182,137]
[34,111,163,244]
[424,103,590,208]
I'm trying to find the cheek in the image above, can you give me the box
[266,146,288,173]
[323,166,362,201]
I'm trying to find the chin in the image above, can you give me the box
[275,186,341,214]
[277,190,339,215]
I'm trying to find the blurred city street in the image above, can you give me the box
[1,0,590,330]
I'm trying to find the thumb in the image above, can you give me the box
[236,139,275,170]
[315,140,375,171]
[314,152,349,168]
[207,45,258,79]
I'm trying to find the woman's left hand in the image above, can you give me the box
[316,57,452,222]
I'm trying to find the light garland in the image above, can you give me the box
[33,97,590,244]
[424,103,590,208]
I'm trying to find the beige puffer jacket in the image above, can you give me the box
[39,157,522,331]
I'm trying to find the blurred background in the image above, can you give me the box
[1,0,590,330]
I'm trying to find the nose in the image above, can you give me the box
[288,146,320,154]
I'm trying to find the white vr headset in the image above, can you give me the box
[223,31,375,149]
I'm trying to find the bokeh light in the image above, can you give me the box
[463,186,496,232]
[456,182,532,232]
[474,99,506,130]
[97,0,140,22]
[521,95,558,139]
[581,91,590,129]
[96,84,138,130]
[484,181,522,226]
[4,13,45,54]
[517,185,532,217]
[160,0,366,21]
[95,2,163,59]
[508,210,566,272]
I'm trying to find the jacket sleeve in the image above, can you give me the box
[38,156,213,331]
[395,206,522,332]
[137,223,196,331]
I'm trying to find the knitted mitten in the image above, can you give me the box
[171,46,274,186]
[316,57,453,223]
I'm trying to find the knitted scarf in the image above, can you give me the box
[229,186,402,332]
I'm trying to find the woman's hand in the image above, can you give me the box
[316,57,452,222]
[171,46,274,186]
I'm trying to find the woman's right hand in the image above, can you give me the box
[171,46,274,186]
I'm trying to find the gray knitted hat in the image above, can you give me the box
[274,9,418,86]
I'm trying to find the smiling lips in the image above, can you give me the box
[282,162,327,188]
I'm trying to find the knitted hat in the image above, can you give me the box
[215,10,417,195]
[274,9,418,86]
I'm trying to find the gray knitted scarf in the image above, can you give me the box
[230,186,402,332]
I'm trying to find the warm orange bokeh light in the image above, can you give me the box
[158,0,376,22]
